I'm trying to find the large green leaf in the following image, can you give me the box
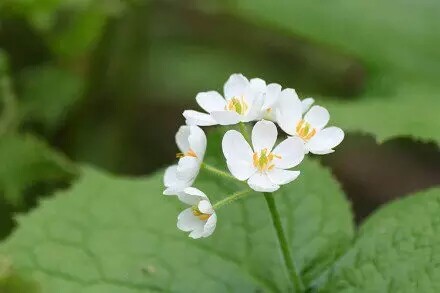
[316,187,440,292]
[0,151,353,291]
[0,133,78,205]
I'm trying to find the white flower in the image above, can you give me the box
[222,120,305,192]
[163,125,206,195]
[276,91,344,155]
[250,80,315,122]
[163,165,193,196]
[251,78,283,121]
[177,187,217,239]
[183,73,263,126]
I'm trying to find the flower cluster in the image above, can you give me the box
[164,73,344,239]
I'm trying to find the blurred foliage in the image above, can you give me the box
[229,0,439,83]
[18,65,84,133]
[227,0,440,143]
[0,0,127,58]
[0,49,18,136]
[0,257,40,293]
[0,51,78,207]
[0,133,77,205]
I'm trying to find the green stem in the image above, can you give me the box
[263,192,304,292]
[201,162,237,181]
[239,122,251,142]
[212,189,252,209]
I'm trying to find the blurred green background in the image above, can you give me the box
[0,0,438,242]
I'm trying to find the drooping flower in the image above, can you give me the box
[222,120,305,192]
[276,91,344,154]
[183,73,263,126]
[163,165,194,196]
[163,125,206,195]
[177,187,217,239]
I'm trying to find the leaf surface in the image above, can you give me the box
[0,130,354,291]
[317,187,440,292]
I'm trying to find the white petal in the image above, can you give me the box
[188,126,207,159]
[183,110,217,126]
[211,110,241,125]
[304,105,330,130]
[164,165,178,188]
[196,91,226,113]
[163,165,192,195]
[242,92,263,122]
[189,228,205,239]
[252,120,278,153]
[311,149,335,155]
[226,159,255,181]
[177,193,199,205]
[164,186,185,196]
[202,213,217,238]
[279,88,301,106]
[263,83,282,110]
[175,126,190,153]
[222,130,253,162]
[177,208,203,232]
[248,173,279,192]
[184,187,208,200]
[276,89,303,136]
[176,157,199,180]
[306,127,344,154]
[301,97,314,113]
[198,199,213,214]
[268,169,300,185]
[224,73,249,100]
[250,78,266,93]
[178,187,207,205]
[272,137,305,169]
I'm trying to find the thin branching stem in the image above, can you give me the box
[201,162,237,181]
[212,189,252,209]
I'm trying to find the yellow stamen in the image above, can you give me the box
[225,96,249,115]
[186,149,197,157]
[192,206,211,221]
[176,148,197,159]
[253,148,282,172]
[296,119,316,141]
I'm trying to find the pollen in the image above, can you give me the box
[176,149,198,158]
[192,206,211,221]
[225,96,249,115]
[253,148,281,172]
[296,119,316,141]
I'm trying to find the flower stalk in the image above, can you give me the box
[263,192,304,293]
[213,189,252,209]
[201,162,237,181]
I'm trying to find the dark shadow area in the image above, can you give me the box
[322,133,440,223]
